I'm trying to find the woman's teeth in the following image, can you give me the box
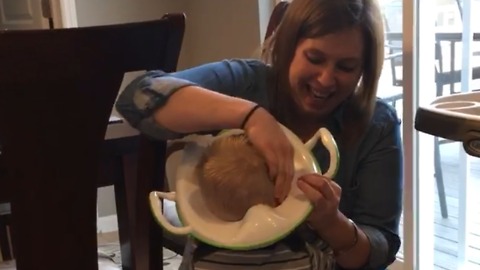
[313,92,326,98]
[308,86,328,99]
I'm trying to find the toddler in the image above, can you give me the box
[196,133,276,221]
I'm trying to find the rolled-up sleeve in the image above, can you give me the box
[115,59,269,140]
[115,70,196,139]
[350,103,403,269]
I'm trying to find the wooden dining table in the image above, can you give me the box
[91,115,167,270]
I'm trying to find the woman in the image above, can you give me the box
[115,0,403,269]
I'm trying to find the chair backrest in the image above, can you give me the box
[455,0,463,19]
[264,1,289,42]
[0,14,185,270]
[383,15,404,87]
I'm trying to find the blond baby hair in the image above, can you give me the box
[196,134,276,221]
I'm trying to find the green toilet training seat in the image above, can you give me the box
[415,91,480,157]
[149,125,339,250]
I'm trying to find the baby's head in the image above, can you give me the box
[196,133,276,221]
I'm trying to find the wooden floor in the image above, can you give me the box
[398,142,480,270]
[0,231,182,270]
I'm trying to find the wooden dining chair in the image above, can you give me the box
[0,13,185,270]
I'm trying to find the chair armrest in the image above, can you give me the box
[385,51,403,60]
[385,44,402,50]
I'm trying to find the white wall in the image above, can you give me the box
[182,0,265,68]
[75,0,270,69]
[75,0,186,25]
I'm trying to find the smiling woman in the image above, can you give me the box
[287,29,364,125]
[115,0,402,269]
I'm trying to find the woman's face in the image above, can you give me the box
[288,26,364,120]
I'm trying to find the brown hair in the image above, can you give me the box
[196,134,276,221]
[262,0,385,146]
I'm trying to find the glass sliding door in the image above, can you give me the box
[377,0,411,268]
[382,0,480,268]
[415,0,437,269]
[415,0,480,269]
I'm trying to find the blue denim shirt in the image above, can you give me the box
[115,59,403,269]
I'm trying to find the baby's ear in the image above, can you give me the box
[165,141,188,192]
[197,153,207,166]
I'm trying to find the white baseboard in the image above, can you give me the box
[97,214,118,233]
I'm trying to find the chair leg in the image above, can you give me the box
[0,214,13,261]
[10,178,98,270]
[136,138,166,270]
[434,136,448,218]
[115,153,138,270]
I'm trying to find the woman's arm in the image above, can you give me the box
[338,102,403,269]
[115,59,269,140]
[152,85,257,134]
[302,102,402,269]
[115,59,295,201]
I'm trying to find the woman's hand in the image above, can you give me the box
[297,174,342,232]
[242,106,294,202]
[299,174,371,268]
